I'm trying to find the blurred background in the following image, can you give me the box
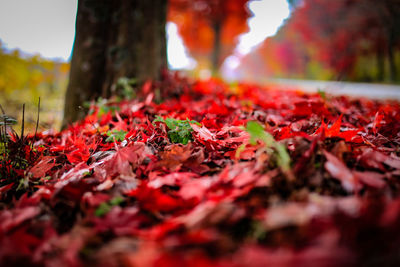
[0,0,399,131]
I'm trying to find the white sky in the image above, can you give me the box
[0,0,78,60]
[223,0,290,74]
[236,0,290,55]
[0,0,290,70]
[167,22,197,70]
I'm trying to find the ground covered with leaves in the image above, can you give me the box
[1,75,400,266]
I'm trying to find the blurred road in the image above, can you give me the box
[269,79,400,101]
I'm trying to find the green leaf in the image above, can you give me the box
[235,143,246,159]
[153,115,165,124]
[245,121,291,172]
[317,89,326,100]
[105,130,127,142]
[246,121,267,145]
[16,177,29,191]
[116,77,137,100]
[186,118,201,126]
[250,220,267,241]
[165,118,178,130]
[153,116,200,145]
[84,97,121,116]
[95,202,111,217]
[109,196,124,206]
[275,143,291,172]
[95,196,125,217]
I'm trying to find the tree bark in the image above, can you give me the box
[63,0,167,128]
[211,20,222,75]
[62,1,110,127]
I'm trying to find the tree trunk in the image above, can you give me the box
[211,20,222,76]
[376,44,385,81]
[388,30,397,82]
[62,1,110,127]
[63,0,167,128]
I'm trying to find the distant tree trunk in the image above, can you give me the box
[211,20,222,75]
[63,0,167,128]
[380,0,400,83]
[376,44,385,81]
[387,30,397,82]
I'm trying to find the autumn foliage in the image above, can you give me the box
[168,0,250,70]
[1,74,400,266]
[239,0,400,82]
[0,44,69,131]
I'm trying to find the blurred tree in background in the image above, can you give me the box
[239,0,400,83]
[0,42,69,97]
[0,42,69,131]
[169,0,251,74]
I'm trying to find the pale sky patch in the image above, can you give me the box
[235,0,291,55]
[0,0,290,74]
[0,0,78,60]
[166,22,197,70]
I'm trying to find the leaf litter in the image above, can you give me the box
[1,75,400,266]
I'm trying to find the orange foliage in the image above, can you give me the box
[168,0,250,68]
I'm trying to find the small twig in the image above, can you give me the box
[0,121,3,144]
[0,124,4,147]
[34,97,41,141]
[21,104,25,141]
[0,104,6,145]
[16,104,26,167]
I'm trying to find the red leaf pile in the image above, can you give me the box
[1,76,400,266]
